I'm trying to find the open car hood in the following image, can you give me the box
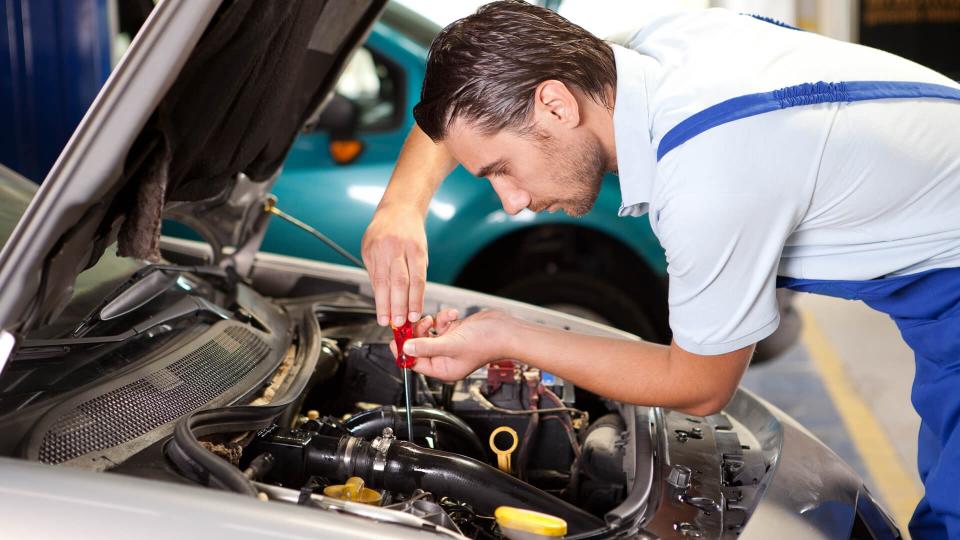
[0,0,385,336]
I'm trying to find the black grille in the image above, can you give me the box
[38,327,269,464]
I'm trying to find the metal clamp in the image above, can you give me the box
[337,436,361,479]
[370,428,396,482]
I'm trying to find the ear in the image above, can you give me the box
[533,80,581,128]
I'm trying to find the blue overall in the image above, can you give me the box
[778,270,960,539]
[657,56,960,536]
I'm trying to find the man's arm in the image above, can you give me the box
[404,310,753,416]
[509,320,753,416]
[362,125,459,327]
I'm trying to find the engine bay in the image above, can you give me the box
[0,260,776,540]
[164,293,633,538]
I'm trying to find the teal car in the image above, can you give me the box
[238,3,798,356]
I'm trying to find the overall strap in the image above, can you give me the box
[657,81,960,161]
[745,14,802,30]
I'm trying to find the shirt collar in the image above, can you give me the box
[610,44,657,217]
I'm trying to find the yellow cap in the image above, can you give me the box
[322,477,382,505]
[495,506,567,537]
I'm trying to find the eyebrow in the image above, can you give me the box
[476,159,508,179]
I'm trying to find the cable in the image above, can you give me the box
[417,373,438,406]
[538,387,584,503]
[517,377,540,482]
[468,383,587,418]
[540,387,581,457]
[265,201,365,268]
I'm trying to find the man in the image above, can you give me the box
[360,2,960,537]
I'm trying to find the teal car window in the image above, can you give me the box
[335,46,404,132]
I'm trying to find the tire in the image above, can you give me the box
[495,272,666,343]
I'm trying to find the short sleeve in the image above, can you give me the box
[654,117,814,354]
[659,187,797,354]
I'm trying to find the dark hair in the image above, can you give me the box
[413,0,616,141]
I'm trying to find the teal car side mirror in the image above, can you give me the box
[312,93,365,165]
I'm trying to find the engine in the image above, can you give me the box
[165,295,631,538]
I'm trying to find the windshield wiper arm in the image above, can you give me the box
[99,268,179,322]
[70,263,234,338]
[18,296,231,358]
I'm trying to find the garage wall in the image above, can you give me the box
[0,0,113,182]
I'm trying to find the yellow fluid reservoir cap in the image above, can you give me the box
[495,506,567,537]
[322,477,382,505]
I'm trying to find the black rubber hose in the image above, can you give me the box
[168,404,288,496]
[307,436,604,535]
[345,406,487,461]
[167,305,335,496]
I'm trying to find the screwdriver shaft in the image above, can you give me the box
[402,367,415,442]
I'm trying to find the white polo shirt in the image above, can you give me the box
[609,9,960,355]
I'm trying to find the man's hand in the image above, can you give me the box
[392,309,753,416]
[362,206,428,327]
[390,309,515,381]
[361,126,459,327]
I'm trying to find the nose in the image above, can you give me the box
[490,177,531,216]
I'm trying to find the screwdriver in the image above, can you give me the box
[390,320,416,443]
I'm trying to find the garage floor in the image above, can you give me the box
[742,293,924,537]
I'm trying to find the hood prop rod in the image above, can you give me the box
[263,199,364,269]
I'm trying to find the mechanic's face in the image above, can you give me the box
[445,119,606,217]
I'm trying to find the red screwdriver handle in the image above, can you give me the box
[391,321,417,369]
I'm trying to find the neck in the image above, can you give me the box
[584,87,618,173]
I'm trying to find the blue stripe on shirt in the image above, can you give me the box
[657,81,960,161]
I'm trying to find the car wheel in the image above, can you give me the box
[495,272,665,343]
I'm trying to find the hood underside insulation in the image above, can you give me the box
[114,0,366,260]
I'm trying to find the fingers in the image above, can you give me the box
[369,251,422,327]
[435,309,460,335]
[414,315,434,337]
[362,206,430,326]
[363,230,415,327]
[391,341,457,381]
[369,254,391,327]
[389,257,410,327]
[387,316,432,361]
[362,218,429,326]
[406,244,427,323]
[404,335,453,359]
[410,356,438,378]
[411,356,452,381]
[411,355,469,382]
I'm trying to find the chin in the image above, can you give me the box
[565,197,598,217]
